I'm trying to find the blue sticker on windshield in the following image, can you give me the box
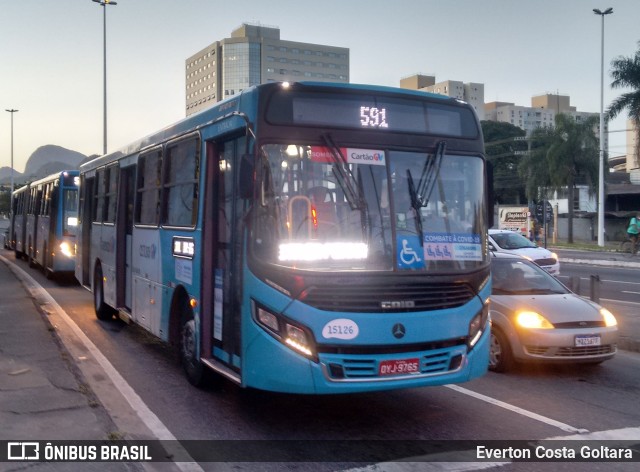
[396,235,425,269]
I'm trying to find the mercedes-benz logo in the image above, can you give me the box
[392,323,406,339]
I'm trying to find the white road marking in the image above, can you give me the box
[444,384,588,434]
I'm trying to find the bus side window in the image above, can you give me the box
[163,137,199,227]
[135,149,162,226]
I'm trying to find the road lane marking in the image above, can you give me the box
[444,384,588,434]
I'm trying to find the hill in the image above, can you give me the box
[0,145,87,184]
[23,145,86,177]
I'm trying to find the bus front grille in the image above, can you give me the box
[322,348,464,381]
[301,282,474,312]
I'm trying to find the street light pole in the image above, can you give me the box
[5,109,18,215]
[593,7,613,247]
[92,0,117,155]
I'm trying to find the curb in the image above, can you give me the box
[559,257,640,269]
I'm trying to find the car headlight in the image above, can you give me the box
[516,311,554,329]
[254,301,317,361]
[600,308,617,327]
[550,252,558,260]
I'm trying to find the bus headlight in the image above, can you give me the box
[468,299,490,349]
[253,301,317,361]
[59,242,73,258]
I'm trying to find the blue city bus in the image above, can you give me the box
[11,171,79,277]
[10,184,30,258]
[75,82,492,394]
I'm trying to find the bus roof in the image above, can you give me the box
[80,81,474,172]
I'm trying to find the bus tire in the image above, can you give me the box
[94,264,115,321]
[489,328,514,373]
[180,315,207,387]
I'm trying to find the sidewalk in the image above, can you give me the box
[0,256,144,470]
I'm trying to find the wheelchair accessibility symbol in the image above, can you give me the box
[397,236,425,269]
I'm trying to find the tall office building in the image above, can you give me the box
[185,23,349,116]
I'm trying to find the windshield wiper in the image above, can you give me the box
[404,141,446,244]
[321,133,366,212]
[415,140,446,208]
[406,168,424,244]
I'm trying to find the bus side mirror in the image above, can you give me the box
[239,154,254,199]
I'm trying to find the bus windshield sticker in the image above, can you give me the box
[310,147,385,166]
[396,235,425,269]
[322,319,359,340]
[423,232,482,261]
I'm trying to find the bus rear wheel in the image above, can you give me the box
[94,264,116,321]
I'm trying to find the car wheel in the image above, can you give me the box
[489,328,514,373]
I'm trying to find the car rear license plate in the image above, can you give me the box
[378,358,420,376]
[575,335,601,347]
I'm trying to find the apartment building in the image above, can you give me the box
[400,74,485,120]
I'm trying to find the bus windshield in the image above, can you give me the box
[251,143,486,271]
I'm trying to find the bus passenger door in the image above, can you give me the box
[201,137,244,376]
[116,165,135,310]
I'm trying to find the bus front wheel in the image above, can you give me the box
[181,316,207,387]
[94,265,116,321]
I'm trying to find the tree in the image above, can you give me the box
[481,121,527,204]
[607,41,640,168]
[519,114,599,243]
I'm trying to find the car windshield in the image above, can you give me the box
[251,143,487,272]
[491,231,537,250]
[491,258,567,295]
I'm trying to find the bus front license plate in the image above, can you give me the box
[378,358,420,376]
[575,335,601,347]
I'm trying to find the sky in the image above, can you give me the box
[1,0,639,173]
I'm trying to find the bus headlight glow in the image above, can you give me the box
[278,242,368,262]
[285,325,313,357]
[468,299,489,348]
[600,307,617,327]
[516,311,553,329]
[59,242,73,258]
[253,302,317,361]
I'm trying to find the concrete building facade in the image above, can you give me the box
[186,24,349,116]
[400,74,485,119]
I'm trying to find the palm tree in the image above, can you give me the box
[607,41,640,169]
[519,114,599,243]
